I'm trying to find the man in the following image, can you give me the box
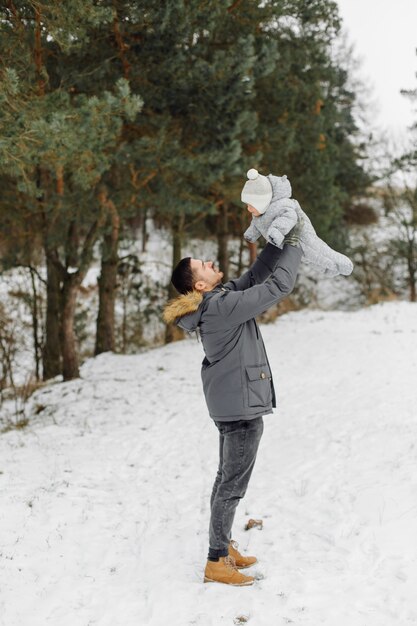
[163,223,302,586]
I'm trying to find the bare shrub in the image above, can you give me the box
[0,305,18,391]
[345,203,379,226]
[0,301,45,431]
[350,232,400,305]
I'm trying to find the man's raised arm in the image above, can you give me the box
[223,243,283,292]
[215,245,302,326]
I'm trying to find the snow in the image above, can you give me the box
[1,301,417,625]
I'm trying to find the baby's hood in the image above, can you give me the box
[268,174,292,200]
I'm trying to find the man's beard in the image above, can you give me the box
[214,269,224,284]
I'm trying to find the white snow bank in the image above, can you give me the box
[0,301,416,626]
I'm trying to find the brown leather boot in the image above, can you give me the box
[228,540,257,569]
[204,555,255,586]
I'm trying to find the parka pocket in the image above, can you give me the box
[245,364,272,408]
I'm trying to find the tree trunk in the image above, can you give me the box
[58,190,106,378]
[121,280,129,353]
[95,255,118,354]
[61,276,80,380]
[141,206,148,253]
[244,211,257,265]
[406,235,416,302]
[248,241,257,265]
[237,234,244,275]
[165,216,185,344]
[43,163,64,380]
[408,257,416,302]
[217,204,229,283]
[95,201,120,355]
[43,254,62,380]
[29,267,42,380]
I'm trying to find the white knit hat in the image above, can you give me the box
[241,168,272,214]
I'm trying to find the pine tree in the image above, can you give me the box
[0,2,142,379]
[250,0,370,247]
[101,2,265,340]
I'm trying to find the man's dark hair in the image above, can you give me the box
[171,257,196,295]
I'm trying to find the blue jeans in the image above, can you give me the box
[208,417,264,559]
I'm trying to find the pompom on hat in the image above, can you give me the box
[241,168,272,215]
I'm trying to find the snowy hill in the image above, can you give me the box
[1,302,417,626]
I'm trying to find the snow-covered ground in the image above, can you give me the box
[1,301,417,626]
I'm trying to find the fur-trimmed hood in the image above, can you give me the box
[163,290,204,332]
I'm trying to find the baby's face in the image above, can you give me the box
[246,204,261,217]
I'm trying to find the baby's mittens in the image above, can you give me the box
[337,256,354,276]
[266,225,285,248]
[244,223,260,243]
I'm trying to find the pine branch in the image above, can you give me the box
[227,0,243,13]
[129,165,157,190]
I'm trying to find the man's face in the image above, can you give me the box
[190,258,224,292]
[247,204,261,217]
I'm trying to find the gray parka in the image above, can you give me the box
[163,244,302,421]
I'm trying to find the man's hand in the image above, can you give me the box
[283,217,304,248]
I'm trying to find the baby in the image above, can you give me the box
[241,168,353,277]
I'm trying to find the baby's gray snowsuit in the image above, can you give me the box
[244,174,353,277]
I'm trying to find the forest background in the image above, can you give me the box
[0,0,416,428]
